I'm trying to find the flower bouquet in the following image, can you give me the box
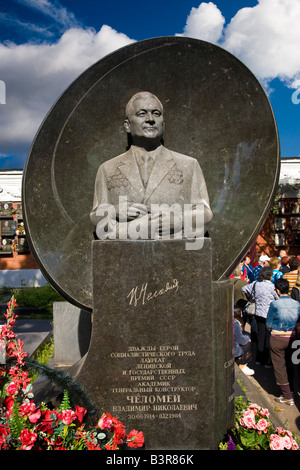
[0,297,144,450]
[220,396,299,450]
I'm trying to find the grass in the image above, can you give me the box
[12,284,64,312]
[29,337,54,382]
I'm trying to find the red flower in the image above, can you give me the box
[85,441,102,450]
[20,428,37,450]
[105,442,118,450]
[111,418,126,444]
[126,430,145,448]
[43,409,60,422]
[0,424,9,450]
[75,405,87,423]
[36,409,60,434]
[3,396,14,416]
[0,323,16,339]
[7,299,17,309]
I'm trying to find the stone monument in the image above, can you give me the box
[22,37,280,449]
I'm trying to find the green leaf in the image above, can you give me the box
[60,390,71,411]
[9,401,25,439]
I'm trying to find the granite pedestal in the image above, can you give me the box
[75,239,234,450]
[53,302,91,367]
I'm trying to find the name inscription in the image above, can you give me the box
[127,279,179,307]
[110,344,198,421]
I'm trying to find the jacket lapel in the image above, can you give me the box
[117,149,145,200]
[143,146,176,203]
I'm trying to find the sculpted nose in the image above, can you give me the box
[145,112,155,123]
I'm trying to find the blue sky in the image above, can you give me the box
[0,0,300,168]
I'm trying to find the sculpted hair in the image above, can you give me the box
[125,91,164,118]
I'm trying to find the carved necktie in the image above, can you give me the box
[139,154,152,187]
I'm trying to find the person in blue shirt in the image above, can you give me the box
[269,256,283,283]
[266,278,300,405]
[253,254,270,281]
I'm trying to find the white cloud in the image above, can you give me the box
[178,2,225,43]
[222,0,300,86]
[179,0,300,87]
[0,25,134,163]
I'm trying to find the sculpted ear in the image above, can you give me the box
[124,119,130,134]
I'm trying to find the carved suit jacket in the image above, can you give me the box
[90,145,212,229]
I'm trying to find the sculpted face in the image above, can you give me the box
[124,92,165,146]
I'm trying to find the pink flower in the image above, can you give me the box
[281,435,292,450]
[270,435,285,450]
[248,404,261,416]
[20,402,41,422]
[275,426,286,435]
[98,413,113,430]
[291,440,299,450]
[249,404,260,411]
[240,410,256,429]
[20,428,37,450]
[61,409,77,425]
[6,382,18,396]
[260,408,270,418]
[20,402,36,417]
[256,419,269,432]
[29,409,41,423]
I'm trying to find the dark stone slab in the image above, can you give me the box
[53,301,91,367]
[0,238,13,254]
[1,220,16,236]
[22,36,280,311]
[74,239,234,450]
[16,203,23,220]
[17,237,30,253]
[0,203,13,218]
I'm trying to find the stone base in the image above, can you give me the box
[75,239,234,450]
[53,302,91,367]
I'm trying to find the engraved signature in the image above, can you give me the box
[127,279,179,307]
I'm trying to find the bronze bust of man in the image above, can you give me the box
[90,91,212,242]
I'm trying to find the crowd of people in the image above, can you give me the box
[233,250,300,406]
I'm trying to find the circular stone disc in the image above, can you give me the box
[23,37,280,311]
